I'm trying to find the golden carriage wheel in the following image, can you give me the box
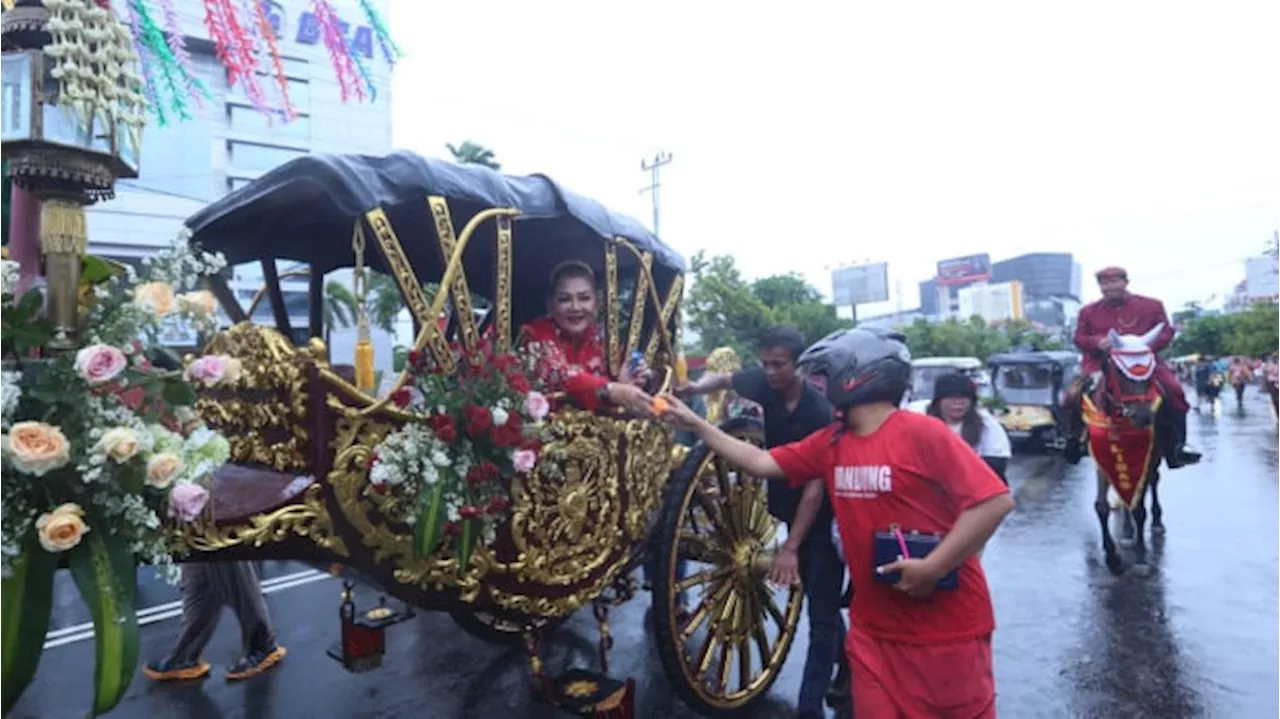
[650,417,804,715]
[451,609,565,647]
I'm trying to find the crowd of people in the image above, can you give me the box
[142,260,1270,718]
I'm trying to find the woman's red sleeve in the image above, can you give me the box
[565,373,608,412]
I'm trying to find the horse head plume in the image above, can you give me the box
[1138,322,1165,348]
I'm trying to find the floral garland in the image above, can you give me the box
[368,340,550,566]
[1,234,243,716]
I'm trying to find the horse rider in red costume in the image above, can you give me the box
[1070,266,1201,468]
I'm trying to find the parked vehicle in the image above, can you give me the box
[986,350,1081,452]
[905,356,989,413]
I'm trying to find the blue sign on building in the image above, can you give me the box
[260,2,374,60]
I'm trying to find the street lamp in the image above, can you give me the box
[2,0,145,350]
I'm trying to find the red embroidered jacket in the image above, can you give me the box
[518,316,611,411]
[1073,293,1174,375]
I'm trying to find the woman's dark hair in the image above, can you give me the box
[927,372,983,448]
[548,260,596,295]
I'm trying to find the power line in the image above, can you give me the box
[638,151,673,236]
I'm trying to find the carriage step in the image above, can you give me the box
[540,668,635,719]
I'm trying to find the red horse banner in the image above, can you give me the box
[1082,395,1161,509]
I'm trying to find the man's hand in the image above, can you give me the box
[656,393,703,431]
[619,359,652,388]
[876,556,942,599]
[768,546,802,587]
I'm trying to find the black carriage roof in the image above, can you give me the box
[182,151,686,275]
[987,350,1080,365]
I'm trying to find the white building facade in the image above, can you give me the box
[89,0,393,340]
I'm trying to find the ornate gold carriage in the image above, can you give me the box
[177,152,801,715]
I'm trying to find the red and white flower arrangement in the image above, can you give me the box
[367,339,550,565]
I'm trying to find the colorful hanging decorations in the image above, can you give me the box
[356,0,400,66]
[251,0,296,121]
[42,0,147,145]
[129,0,192,121]
[310,0,362,102]
[157,0,213,111]
[29,0,400,127]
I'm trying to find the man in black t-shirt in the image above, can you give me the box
[680,327,847,719]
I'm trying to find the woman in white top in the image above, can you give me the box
[926,372,1012,484]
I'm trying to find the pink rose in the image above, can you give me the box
[523,391,550,421]
[511,448,538,473]
[74,344,128,385]
[185,355,228,387]
[167,481,210,522]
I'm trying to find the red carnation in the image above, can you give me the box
[392,387,412,408]
[488,495,509,513]
[466,460,500,485]
[464,405,492,436]
[444,521,461,536]
[509,373,531,394]
[429,414,458,444]
[407,349,421,366]
[491,423,523,448]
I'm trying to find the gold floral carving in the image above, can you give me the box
[625,252,653,362]
[427,196,480,355]
[494,215,514,354]
[364,208,454,373]
[645,274,685,364]
[176,484,349,557]
[195,323,313,473]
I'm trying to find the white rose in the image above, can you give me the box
[145,453,184,489]
[491,407,510,427]
[95,427,141,463]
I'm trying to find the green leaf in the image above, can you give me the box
[457,518,479,570]
[81,255,125,285]
[412,483,447,558]
[161,378,198,407]
[1,532,57,715]
[68,530,140,717]
[16,287,43,317]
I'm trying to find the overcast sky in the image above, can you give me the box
[388,0,1279,315]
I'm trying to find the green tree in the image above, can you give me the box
[322,280,357,341]
[446,141,501,170]
[1226,302,1279,357]
[898,315,1061,360]
[684,253,853,357]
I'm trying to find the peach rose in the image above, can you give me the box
[6,421,71,476]
[36,503,89,553]
[95,427,141,463]
[74,343,128,385]
[145,452,184,489]
[177,290,217,316]
[133,281,176,316]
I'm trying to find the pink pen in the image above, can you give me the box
[893,525,911,559]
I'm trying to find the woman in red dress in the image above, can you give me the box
[519,261,652,413]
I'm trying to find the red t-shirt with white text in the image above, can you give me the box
[770,410,1009,645]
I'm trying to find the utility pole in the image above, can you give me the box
[639,151,673,235]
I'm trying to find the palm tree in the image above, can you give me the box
[367,272,406,334]
[446,141,501,170]
[323,281,358,342]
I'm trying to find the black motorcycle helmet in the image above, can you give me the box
[797,327,913,411]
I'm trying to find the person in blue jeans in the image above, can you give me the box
[679,327,847,719]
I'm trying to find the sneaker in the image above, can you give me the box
[225,645,287,681]
[143,658,211,681]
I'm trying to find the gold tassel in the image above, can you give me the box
[355,319,375,392]
[39,198,88,256]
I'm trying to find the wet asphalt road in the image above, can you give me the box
[12,386,1279,718]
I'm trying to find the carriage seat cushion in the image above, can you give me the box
[210,464,314,522]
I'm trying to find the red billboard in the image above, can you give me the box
[935,253,992,287]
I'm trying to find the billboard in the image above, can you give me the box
[935,253,992,287]
[958,281,1024,324]
[831,262,889,306]
[1245,256,1279,300]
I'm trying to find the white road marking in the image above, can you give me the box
[43,569,332,650]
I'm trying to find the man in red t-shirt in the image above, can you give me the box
[659,327,1015,718]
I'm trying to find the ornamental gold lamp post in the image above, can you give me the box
[2,0,144,350]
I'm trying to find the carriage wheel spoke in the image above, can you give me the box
[737,637,753,692]
[756,583,788,629]
[717,637,734,694]
[691,484,733,541]
[674,566,733,593]
[680,577,733,643]
[677,532,731,563]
